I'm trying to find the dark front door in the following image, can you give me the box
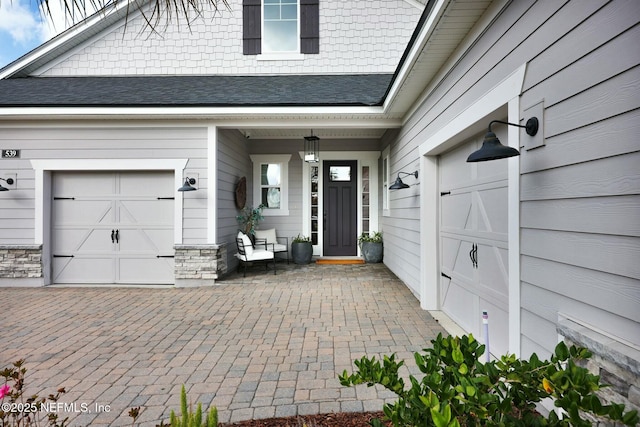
[323,160,357,256]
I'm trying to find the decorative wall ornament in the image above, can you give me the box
[235,176,247,209]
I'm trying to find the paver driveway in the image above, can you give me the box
[1,262,446,426]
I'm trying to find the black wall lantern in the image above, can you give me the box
[0,177,14,192]
[389,171,418,190]
[304,131,320,163]
[178,177,197,192]
[467,117,539,162]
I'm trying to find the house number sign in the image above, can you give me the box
[1,150,20,158]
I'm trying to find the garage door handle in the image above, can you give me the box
[111,230,115,243]
[115,229,119,244]
[469,243,478,268]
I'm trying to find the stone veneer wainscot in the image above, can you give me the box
[174,244,227,287]
[558,319,640,426]
[0,245,43,286]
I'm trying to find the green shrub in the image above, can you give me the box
[292,234,312,243]
[236,204,265,236]
[357,231,383,244]
[339,333,639,427]
[167,385,217,427]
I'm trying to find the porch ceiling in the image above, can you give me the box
[233,127,391,140]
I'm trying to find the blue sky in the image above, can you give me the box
[0,0,69,68]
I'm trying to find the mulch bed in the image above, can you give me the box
[221,411,392,427]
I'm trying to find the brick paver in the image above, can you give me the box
[0,263,445,425]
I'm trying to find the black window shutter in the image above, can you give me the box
[300,0,319,54]
[243,0,261,55]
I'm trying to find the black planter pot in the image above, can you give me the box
[291,242,313,264]
[361,242,383,263]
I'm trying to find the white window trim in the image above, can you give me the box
[250,154,291,216]
[262,0,300,54]
[382,146,390,216]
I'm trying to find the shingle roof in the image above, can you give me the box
[0,74,393,107]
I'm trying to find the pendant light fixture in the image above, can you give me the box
[304,131,320,163]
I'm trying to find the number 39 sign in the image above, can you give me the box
[1,150,20,158]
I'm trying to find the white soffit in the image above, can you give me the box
[384,0,494,117]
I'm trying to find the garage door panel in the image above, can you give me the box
[118,228,174,253]
[53,257,114,283]
[441,279,480,337]
[119,200,174,224]
[53,229,114,253]
[440,142,476,188]
[118,257,174,284]
[441,193,472,231]
[55,172,116,196]
[441,236,474,278]
[477,245,508,296]
[477,187,508,234]
[118,172,173,196]
[53,201,114,225]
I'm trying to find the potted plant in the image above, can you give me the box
[358,231,383,263]
[236,204,265,237]
[291,234,313,264]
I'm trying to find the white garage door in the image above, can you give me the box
[52,171,175,285]
[439,130,510,357]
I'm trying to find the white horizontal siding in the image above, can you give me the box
[216,129,252,272]
[518,0,640,353]
[0,125,208,245]
[0,160,34,243]
[385,0,640,357]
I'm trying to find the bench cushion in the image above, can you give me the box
[237,231,254,257]
[254,228,277,244]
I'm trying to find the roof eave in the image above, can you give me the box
[0,0,140,79]
[382,0,500,119]
[0,105,401,123]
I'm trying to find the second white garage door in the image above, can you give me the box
[439,129,510,357]
[52,171,175,285]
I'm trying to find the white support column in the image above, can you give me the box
[208,125,218,243]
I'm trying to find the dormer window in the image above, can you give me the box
[243,0,319,55]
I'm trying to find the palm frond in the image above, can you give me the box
[33,0,230,33]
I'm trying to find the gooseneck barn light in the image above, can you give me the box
[178,177,197,192]
[466,117,539,162]
[389,171,418,190]
[0,177,14,192]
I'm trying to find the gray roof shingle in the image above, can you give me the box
[0,74,393,107]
